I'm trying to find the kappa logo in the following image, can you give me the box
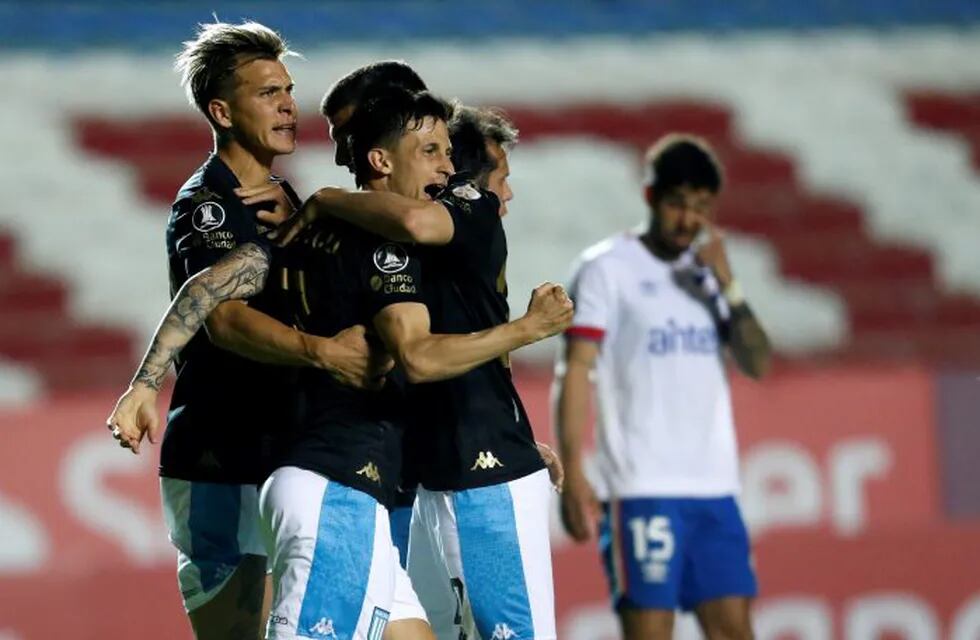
[357,461,382,484]
[373,243,409,274]
[308,617,338,638]
[197,450,222,470]
[491,623,516,639]
[192,201,226,232]
[452,182,482,201]
[470,450,504,470]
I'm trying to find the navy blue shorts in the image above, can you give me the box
[599,496,757,612]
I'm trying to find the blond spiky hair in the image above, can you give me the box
[174,20,296,124]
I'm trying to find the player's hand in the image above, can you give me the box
[692,216,733,288]
[265,192,326,246]
[236,183,296,228]
[314,325,394,390]
[536,441,564,492]
[105,383,161,455]
[521,283,574,341]
[561,470,600,542]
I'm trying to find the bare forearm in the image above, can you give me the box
[727,303,772,379]
[397,318,536,383]
[554,365,592,473]
[312,187,450,244]
[206,302,322,367]
[131,244,269,390]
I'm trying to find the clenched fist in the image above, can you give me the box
[521,282,574,342]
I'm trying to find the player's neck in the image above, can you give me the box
[361,177,397,195]
[640,229,682,262]
[215,139,275,188]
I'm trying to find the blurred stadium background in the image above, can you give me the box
[2,1,980,638]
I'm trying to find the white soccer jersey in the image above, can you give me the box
[566,233,740,499]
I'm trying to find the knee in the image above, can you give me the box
[619,607,674,640]
[703,622,754,640]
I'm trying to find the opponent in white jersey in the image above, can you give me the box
[554,134,771,640]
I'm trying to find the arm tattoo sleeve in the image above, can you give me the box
[131,243,270,390]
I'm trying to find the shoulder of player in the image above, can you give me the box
[172,177,249,222]
[437,181,500,213]
[576,234,632,269]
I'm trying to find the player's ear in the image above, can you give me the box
[209,98,233,130]
[644,185,656,206]
[367,148,392,177]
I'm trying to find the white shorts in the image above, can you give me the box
[259,466,427,640]
[407,503,477,639]
[410,468,556,640]
[160,478,267,613]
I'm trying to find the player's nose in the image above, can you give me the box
[681,209,700,230]
[437,154,454,176]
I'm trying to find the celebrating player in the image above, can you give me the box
[259,88,571,640]
[291,103,567,640]
[104,22,385,640]
[555,134,771,640]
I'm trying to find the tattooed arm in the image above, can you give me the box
[106,242,270,453]
[107,243,390,453]
[134,243,271,391]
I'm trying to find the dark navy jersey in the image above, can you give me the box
[409,178,545,491]
[161,154,299,485]
[276,217,424,506]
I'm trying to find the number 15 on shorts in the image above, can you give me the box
[628,516,674,583]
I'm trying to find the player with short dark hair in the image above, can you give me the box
[105,21,386,640]
[288,102,564,640]
[259,88,571,640]
[556,133,771,640]
[321,60,428,166]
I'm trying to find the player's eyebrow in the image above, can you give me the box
[258,82,294,93]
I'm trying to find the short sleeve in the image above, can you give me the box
[567,256,616,343]
[362,239,425,318]
[174,190,271,276]
[436,181,501,265]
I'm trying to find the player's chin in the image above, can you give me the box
[671,234,696,250]
[272,139,297,155]
[269,132,297,155]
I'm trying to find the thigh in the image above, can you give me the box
[160,478,267,615]
[451,469,556,640]
[599,497,686,612]
[679,497,757,612]
[694,596,753,640]
[383,618,436,640]
[260,466,399,640]
[618,606,675,640]
[188,553,268,640]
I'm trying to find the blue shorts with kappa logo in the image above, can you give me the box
[599,496,757,612]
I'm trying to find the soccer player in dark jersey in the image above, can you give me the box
[291,105,564,640]
[318,60,428,566]
[257,88,571,640]
[247,63,564,578]
[104,22,386,640]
